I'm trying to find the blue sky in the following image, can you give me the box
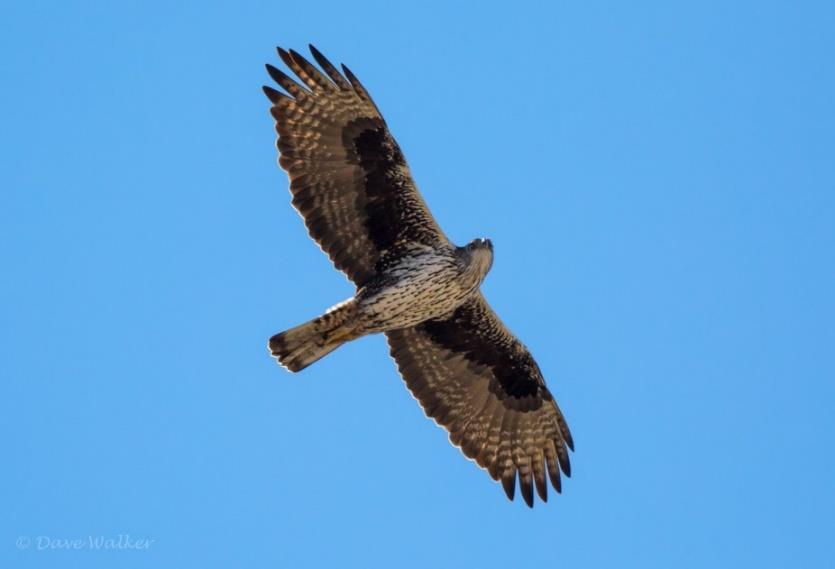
[3,1,834,567]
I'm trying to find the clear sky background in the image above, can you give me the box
[3,1,834,567]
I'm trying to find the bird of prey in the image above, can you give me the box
[263,45,573,507]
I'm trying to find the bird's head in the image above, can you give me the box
[459,238,494,283]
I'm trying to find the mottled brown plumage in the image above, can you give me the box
[264,45,573,507]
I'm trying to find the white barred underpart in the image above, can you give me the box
[357,248,480,332]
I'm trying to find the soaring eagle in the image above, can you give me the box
[264,45,573,507]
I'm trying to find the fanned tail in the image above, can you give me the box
[269,300,359,372]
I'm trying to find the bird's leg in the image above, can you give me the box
[320,298,362,343]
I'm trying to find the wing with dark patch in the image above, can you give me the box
[264,45,448,287]
[386,293,573,507]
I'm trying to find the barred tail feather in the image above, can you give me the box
[269,300,359,372]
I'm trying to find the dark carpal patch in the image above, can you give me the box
[343,118,435,278]
[420,303,553,410]
[354,124,405,251]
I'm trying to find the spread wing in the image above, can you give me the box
[263,45,448,287]
[386,293,574,507]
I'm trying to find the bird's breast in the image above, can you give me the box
[357,253,476,332]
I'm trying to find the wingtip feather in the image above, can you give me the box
[262,85,283,103]
[520,477,534,508]
[501,471,516,502]
[558,446,572,478]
